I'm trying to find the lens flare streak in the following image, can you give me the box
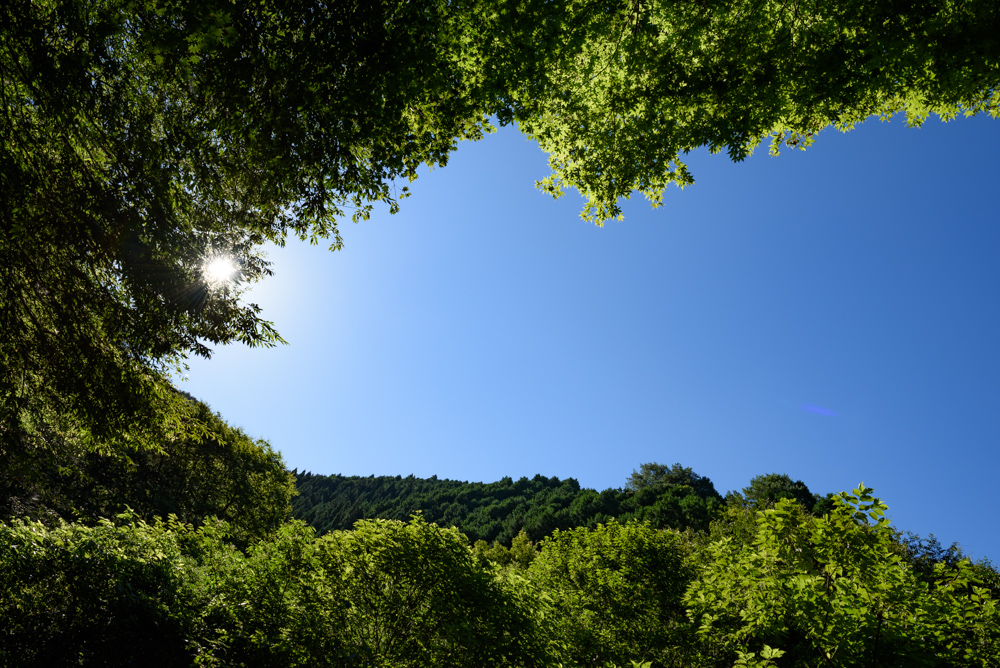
[800,403,838,417]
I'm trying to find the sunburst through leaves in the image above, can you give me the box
[203,256,237,286]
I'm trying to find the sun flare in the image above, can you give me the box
[203,256,237,285]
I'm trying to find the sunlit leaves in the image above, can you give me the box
[528,520,693,667]
[487,0,1000,222]
[687,486,1000,666]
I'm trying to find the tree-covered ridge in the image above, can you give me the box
[294,463,727,544]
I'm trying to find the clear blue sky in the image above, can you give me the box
[181,114,1000,562]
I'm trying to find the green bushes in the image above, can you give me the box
[315,516,545,668]
[527,521,694,667]
[0,515,545,667]
[687,487,1000,667]
[2,491,998,667]
[0,518,198,666]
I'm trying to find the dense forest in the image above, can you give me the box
[292,465,825,544]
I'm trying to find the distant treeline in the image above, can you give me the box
[291,464,832,544]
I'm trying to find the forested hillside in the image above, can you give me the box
[1,391,295,545]
[292,463,728,543]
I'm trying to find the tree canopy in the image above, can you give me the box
[728,472,829,514]
[1,0,494,455]
[626,462,722,498]
[3,0,998,462]
[504,0,1000,222]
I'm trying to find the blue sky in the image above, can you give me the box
[182,114,1000,561]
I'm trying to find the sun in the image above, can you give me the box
[203,256,237,285]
